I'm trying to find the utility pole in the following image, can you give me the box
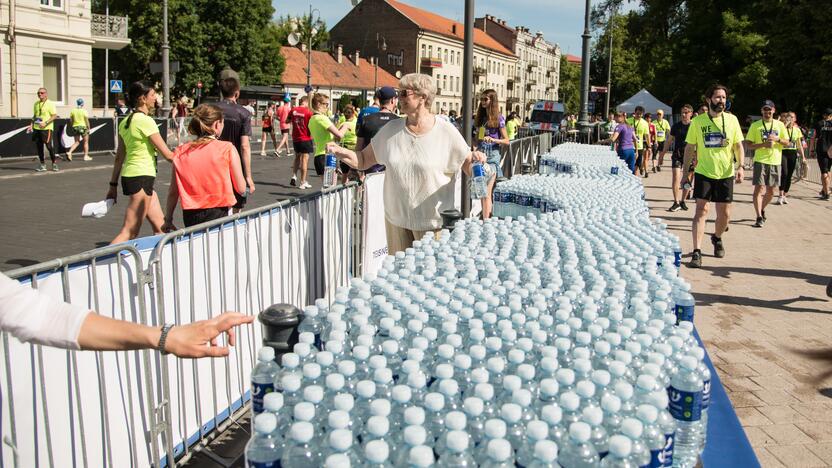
[577,0,592,129]
[162,0,171,116]
[461,0,474,216]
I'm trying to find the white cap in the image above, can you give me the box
[541,357,558,373]
[568,422,591,443]
[303,385,324,404]
[329,429,353,451]
[407,371,427,389]
[352,345,370,361]
[534,440,558,462]
[576,381,596,399]
[392,385,412,403]
[601,394,622,413]
[680,355,699,371]
[294,402,315,421]
[404,407,426,426]
[556,369,575,385]
[484,419,507,439]
[446,431,470,453]
[407,348,425,362]
[290,421,314,443]
[326,374,345,391]
[369,355,387,370]
[263,392,283,413]
[487,357,506,374]
[424,393,444,411]
[366,416,390,436]
[408,446,435,467]
[254,412,277,434]
[438,344,454,360]
[435,364,454,380]
[541,405,562,425]
[282,353,300,368]
[475,383,495,401]
[302,363,321,379]
[370,399,392,417]
[526,420,549,441]
[582,407,603,426]
[404,425,428,446]
[500,403,522,423]
[364,440,389,463]
[471,367,490,384]
[357,380,376,398]
[608,361,626,377]
[257,347,275,362]
[281,374,301,392]
[325,454,350,468]
[608,435,633,458]
[512,389,533,407]
[334,393,355,412]
[636,404,659,423]
[469,345,487,360]
[502,375,522,393]
[454,354,472,370]
[591,370,611,387]
[647,391,670,409]
[293,342,311,357]
[328,410,350,430]
[463,397,484,417]
[374,368,393,384]
[620,418,644,439]
[517,364,535,381]
[636,375,658,392]
[508,349,525,364]
[445,411,467,431]
[540,378,559,397]
[559,392,580,411]
[439,379,459,398]
[382,340,399,355]
[316,351,334,367]
[487,439,512,461]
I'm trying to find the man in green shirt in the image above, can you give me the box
[28,87,59,172]
[506,112,520,140]
[653,109,671,170]
[68,98,92,161]
[745,100,790,228]
[684,84,745,268]
[627,106,651,177]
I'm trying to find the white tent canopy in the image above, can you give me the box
[616,89,673,116]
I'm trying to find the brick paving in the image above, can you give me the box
[642,164,832,467]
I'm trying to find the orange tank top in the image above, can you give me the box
[172,139,238,210]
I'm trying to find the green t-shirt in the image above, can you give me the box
[341,117,357,150]
[309,113,334,156]
[118,112,160,178]
[746,118,788,165]
[685,112,744,180]
[654,118,670,142]
[627,117,650,150]
[506,118,519,140]
[70,108,88,128]
[33,99,57,131]
[783,125,804,151]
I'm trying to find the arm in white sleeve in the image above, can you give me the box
[0,272,91,349]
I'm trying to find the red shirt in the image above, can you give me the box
[291,106,313,142]
[172,140,239,210]
[276,104,292,131]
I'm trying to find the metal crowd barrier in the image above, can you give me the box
[500,133,553,177]
[1,183,361,468]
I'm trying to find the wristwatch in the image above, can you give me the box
[157,324,175,355]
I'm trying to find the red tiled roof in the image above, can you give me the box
[566,54,582,64]
[387,0,515,57]
[280,47,399,90]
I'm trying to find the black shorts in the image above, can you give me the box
[183,207,229,227]
[818,151,832,174]
[671,153,684,169]
[651,143,659,159]
[693,174,734,203]
[262,126,273,134]
[121,176,155,196]
[281,128,290,135]
[293,140,315,154]
[636,149,645,165]
[314,154,325,176]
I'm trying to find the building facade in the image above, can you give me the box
[0,0,129,118]
[330,0,518,116]
[475,15,561,119]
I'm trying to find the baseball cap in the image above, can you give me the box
[283,94,291,102]
[76,98,84,106]
[761,99,776,109]
[218,67,240,84]
[824,108,832,116]
[376,86,396,100]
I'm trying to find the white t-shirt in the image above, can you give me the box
[0,272,91,349]
[370,117,470,231]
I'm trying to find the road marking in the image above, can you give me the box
[0,164,112,180]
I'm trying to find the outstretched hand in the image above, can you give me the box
[164,312,254,358]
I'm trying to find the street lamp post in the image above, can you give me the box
[373,33,387,91]
[461,0,474,216]
[162,0,170,116]
[603,6,615,118]
[305,5,321,93]
[577,0,592,132]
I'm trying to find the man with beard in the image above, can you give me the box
[684,84,745,268]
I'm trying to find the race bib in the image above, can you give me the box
[657,131,665,138]
[704,132,726,148]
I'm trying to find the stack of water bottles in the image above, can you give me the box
[538,144,629,177]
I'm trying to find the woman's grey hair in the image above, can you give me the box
[399,73,436,108]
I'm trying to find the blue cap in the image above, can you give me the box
[376,86,397,101]
[284,94,291,102]
[761,99,775,109]
[76,98,84,106]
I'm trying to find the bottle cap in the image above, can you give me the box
[329,429,352,450]
[281,353,300,368]
[257,347,275,362]
[601,394,622,413]
[539,378,559,397]
[326,374,345,391]
[512,389,533,407]
[591,370,611,387]
[438,379,459,397]
[303,385,324,404]
[356,380,376,398]
[281,374,301,392]
[424,392,444,411]
[316,351,334,367]
[608,434,632,457]
[374,368,393,384]
[620,417,644,438]
[369,355,387,370]
[382,340,399,355]
[407,371,428,389]
[445,411,467,431]
[581,407,603,426]
[517,364,535,381]
[486,357,506,374]
[500,403,522,423]
[454,354,472,370]
[435,364,454,380]
[253,412,277,434]
[568,421,591,443]
[526,420,549,441]
[502,375,522,392]
[470,367,490,384]
[364,440,389,463]
[534,440,558,462]
[559,392,580,411]
[438,344,454,359]
[636,375,658,392]
[487,439,512,461]
[408,446,435,467]
[370,399,391,417]
[367,416,390,436]
[293,402,315,421]
[446,431,469,452]
[290,421,314,443]
[328,410,350,430]
[484,418,507,438]
[541,405,562,425]
[404,407,426,426]
[404,425,428,446]
[263,392,283,412]
[302,363,321,379]
[636,404,659,423]
[463,397,484,416]
[615,381,634,400]
[556,368,575,385]
[475,383,495,401]
[325,454,350,468]
[576,380,596,399]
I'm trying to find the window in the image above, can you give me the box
[437,47,442,59]
[42,54,65,104]
[444,49,449,64]
[40,0,62,8]
[421,44,426,58]
[442,75,447,91]
[428,45,433,57]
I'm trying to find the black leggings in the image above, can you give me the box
[33,129,56,164]
[780,150,798,193]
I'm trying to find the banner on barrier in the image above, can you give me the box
[362,172,388,277]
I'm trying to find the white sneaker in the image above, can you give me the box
[783,197,789,205]
[776,196,784,205]
[260,151,266,157]
[300,181,312,189]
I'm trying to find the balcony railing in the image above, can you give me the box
[526,78,537,86]
[91,14,128,39]
[420,57,443,68]
[473,66,486,76]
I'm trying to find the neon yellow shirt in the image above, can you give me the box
[118,112,160,178]
[70,108,88,128]
[782,125,804,151]
[685,112,744,179]
[506,118,519,140]
[627,117,649,150]
[309,113,335,156]
[654,118,670,142]
[341,117,357,150]
[33,99,57,131]
[746,118,788,165]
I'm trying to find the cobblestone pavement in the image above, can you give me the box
[642,165,832,467]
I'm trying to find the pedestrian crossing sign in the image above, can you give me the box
[109,80,123,93]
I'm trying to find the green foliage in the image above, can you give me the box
[558,55,582,115]
[273,14,330,51]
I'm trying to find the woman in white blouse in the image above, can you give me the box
[327,73,486,253]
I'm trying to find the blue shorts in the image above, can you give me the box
[484,147,503,178]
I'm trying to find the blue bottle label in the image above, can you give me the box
[660,432,674,467]
[251,381,274,413]
[532,197,541,209]
[473,164,486,177]
[611,166,619,175]
[249,462,278,468]
[702,378,711,409]
[649,448,662,467]
[674,251,682,267]
[675,304,694,323]
[314,333,323,351]
[667,386,703,421]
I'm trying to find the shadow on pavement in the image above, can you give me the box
[3,258,40,268]
[693,291,829,314]
[700,265,830,286]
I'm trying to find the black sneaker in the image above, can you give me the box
[753,216,764,228]
[657,166,662,172]
[680,202,689,211]
[761,210,767,221]
[711,235,725,258]
[688,251,702,268]
[823,193,830,201]
[668,202,681,212]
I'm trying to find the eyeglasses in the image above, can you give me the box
[398,90,415,98]
[480,97,490,102]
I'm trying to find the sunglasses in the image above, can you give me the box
[398,90,416,98]
[37,91,46,95]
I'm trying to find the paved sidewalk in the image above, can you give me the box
[642,166,832,467]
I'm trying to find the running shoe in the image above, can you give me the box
[782,197,789,204]
[688,251,702,268]
[273,151,280,158]
[290,175,297,187]
[260,151,266,157]
[35,164,47,172]
[52,163,59,172]
[83,155,93,161]
[761,210,767,221]
[680,202,689,211]
[753,216,764,228]
[300,181,312,189]
[657,166,662,172]
[711,235,725,258]
[66,153,73,161]
[667,203,681,212]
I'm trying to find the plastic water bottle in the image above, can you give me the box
[395,425,428,466]
[517,420,550,466]
[558,422,600,468]
[636,405,666,468]
[246,413,280,468]
[251,347,279,415]
[672,289,694,324]
[471,162,489,199]
[647,392,676,468]
[408,445,436,468]
[424,392,446,442]
[437,431,476,467]
[600,435,638,468]
[668,356,704,467]
[323,153,338,188]
[300,306,323,349]
[480,439,515,468]
[619,418,650,467]
[500,403,525,448]
[581,407,609,459]
[690,347,712,452]
[525,440,559,468]
[364,440,393,467]
[281,421,321,468]
[540,405,567,445]
[262,393,285,447]
[325,429,361,466]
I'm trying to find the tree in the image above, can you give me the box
[558,55,582,115]
[273,14,330,51]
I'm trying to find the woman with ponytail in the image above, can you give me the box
[162,104,246,230]
[106,81,174,244]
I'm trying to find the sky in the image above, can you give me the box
[271,0,627,56]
